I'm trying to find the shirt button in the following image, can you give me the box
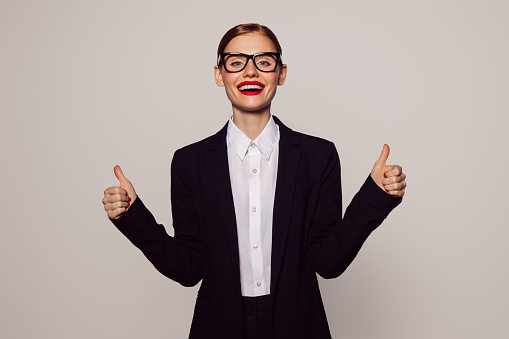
[253,245,258,250]
[252,207,257,212]
[257,282,261,287]
[250,142,255,148]
[252,169,257,174]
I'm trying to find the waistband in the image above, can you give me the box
[241,294,271,315]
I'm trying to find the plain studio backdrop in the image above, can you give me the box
[1,0,507,338]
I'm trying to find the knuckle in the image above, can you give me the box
[109,209,120,219]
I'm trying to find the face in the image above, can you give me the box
[214,33,287,115]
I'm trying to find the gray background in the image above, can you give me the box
[1,0,507,338]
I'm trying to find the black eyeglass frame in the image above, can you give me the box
[217,52,282,73]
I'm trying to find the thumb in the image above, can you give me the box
[113,165,138,205]
[114,165,130,185]
[376,144,390,166]
[114,165,136,194]
[370,144,390,192]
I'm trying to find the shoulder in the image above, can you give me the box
[293,131,340,173]
[171,136,213,172]
[274,115,337,154]
[174,134,215,156]
[279,124,338,162]
[294,130,335,150]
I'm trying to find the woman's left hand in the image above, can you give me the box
[370,144,407,197]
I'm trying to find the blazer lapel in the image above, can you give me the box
[271,115,303,294]
[205,121,242,294]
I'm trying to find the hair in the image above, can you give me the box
[217,23,283,66]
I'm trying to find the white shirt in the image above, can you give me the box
[226,114,280,297]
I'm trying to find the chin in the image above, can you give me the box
[234,102,271,114]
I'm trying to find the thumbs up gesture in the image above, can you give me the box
[102,165,138,219]
[370,144,407,197]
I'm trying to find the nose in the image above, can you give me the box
[242,58,259,77]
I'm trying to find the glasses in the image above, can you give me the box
[218,52,281,73]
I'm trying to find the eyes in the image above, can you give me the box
[228,57,273,68]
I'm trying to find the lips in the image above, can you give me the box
[237,81,265,95]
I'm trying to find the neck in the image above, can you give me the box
[231,106,271,140]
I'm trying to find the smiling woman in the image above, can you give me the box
[102,22,407,339]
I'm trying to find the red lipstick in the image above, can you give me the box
[237,81,265,95]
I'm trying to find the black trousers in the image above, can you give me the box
[241,294,273,339]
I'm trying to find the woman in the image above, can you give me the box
[102,23,406,339]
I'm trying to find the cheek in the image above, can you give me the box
[263,76,279,96]
[264,74,279,87]
[222,75,239,93]
[222,72,238,86]
[221,76,239,103]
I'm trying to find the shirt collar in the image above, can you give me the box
[227,114,279,161]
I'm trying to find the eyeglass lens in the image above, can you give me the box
[223,54,278,72]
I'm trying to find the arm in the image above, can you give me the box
[307,142,402,279]
[110,149,202,287]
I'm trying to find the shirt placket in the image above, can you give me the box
[248,142,264,293]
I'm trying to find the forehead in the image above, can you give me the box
[223,33,278,54]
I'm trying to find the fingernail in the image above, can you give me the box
[127,201,130,206]
[128,197,131,202]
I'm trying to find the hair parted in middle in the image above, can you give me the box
[216,23,283,67]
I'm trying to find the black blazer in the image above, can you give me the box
[111,116,402,338]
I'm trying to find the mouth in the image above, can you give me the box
[237,81,265,96]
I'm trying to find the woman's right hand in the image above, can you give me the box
[102,165,138,219]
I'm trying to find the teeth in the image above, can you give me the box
[239,84,263,91]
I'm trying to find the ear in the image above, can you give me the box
[277,63,287,86]
[214,65,224,87]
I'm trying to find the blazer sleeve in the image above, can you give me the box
[109,149,202,287]
[307,141,402,279]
